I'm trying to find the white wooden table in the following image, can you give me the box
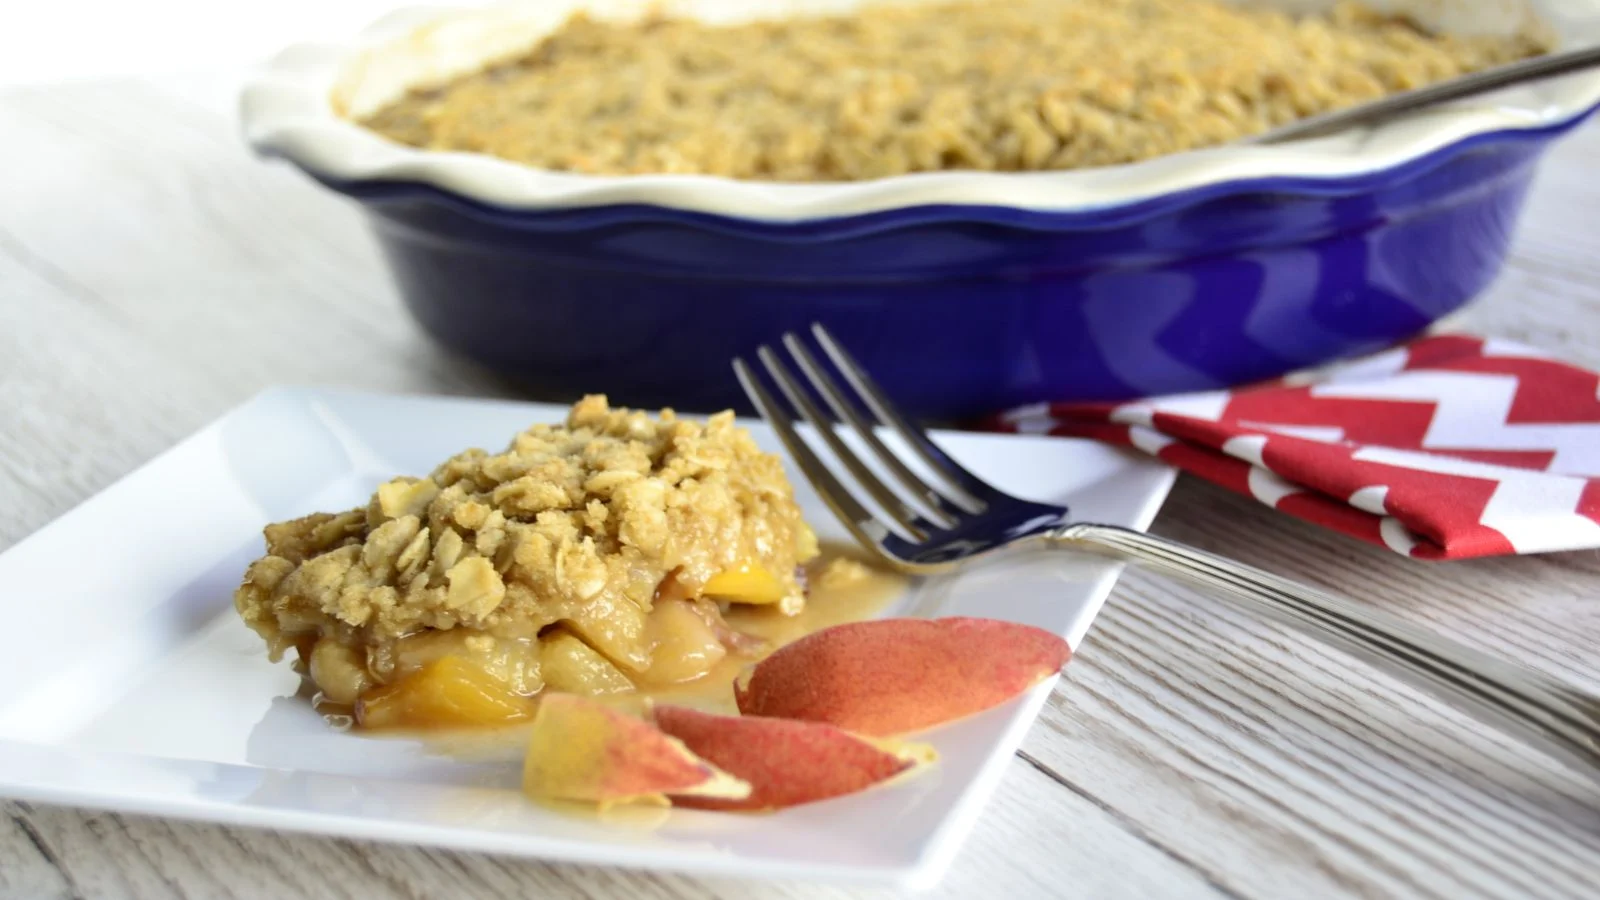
[3,74,1599,900]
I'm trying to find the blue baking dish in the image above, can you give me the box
[241,0,1600,418]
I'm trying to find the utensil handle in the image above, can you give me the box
[1054,523,1600,776]
[1248,44,1600,145]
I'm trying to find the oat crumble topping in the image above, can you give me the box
[358,0,1548,180]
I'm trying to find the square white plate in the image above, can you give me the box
[0,388,1174,890]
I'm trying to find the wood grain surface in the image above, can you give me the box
[1,75,1598,900]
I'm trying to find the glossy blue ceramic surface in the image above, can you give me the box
[306,117,1590,420]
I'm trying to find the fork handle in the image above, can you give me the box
[1054,523,1600,776]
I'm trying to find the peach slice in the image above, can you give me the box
[640,599,728,685]
[653,705,932,811]
[702,563,788,606]
[540,631,636,696]
[734,617,1070,736]
[355,656,534,730]
[522,693,749,806]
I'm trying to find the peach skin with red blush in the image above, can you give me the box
[654,705,932,811]
[734,617,1070,736]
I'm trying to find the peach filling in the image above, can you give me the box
[339,562,791,730]
[356,657,535,730]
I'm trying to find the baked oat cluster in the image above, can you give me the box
[234,396,818,712]
[359,0,1548,180]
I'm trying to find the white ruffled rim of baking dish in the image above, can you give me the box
[240,0,1600,222]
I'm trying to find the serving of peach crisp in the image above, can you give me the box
[233,395,818,730]
[233,396,1072,811]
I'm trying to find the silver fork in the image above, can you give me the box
[735,324,1600,777]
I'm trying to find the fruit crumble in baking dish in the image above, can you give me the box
[358,0,1550,179]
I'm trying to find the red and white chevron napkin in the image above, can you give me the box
[992,335,1600,559]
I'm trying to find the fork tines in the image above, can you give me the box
[733,324,991,550]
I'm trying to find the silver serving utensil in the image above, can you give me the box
[1248,44,1600,145]
[734,324,1600,777]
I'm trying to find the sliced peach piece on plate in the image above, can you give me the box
[356,656,535,730]
[653,705,933,811]
[734,617,1070,736]
[523,693,749,807]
